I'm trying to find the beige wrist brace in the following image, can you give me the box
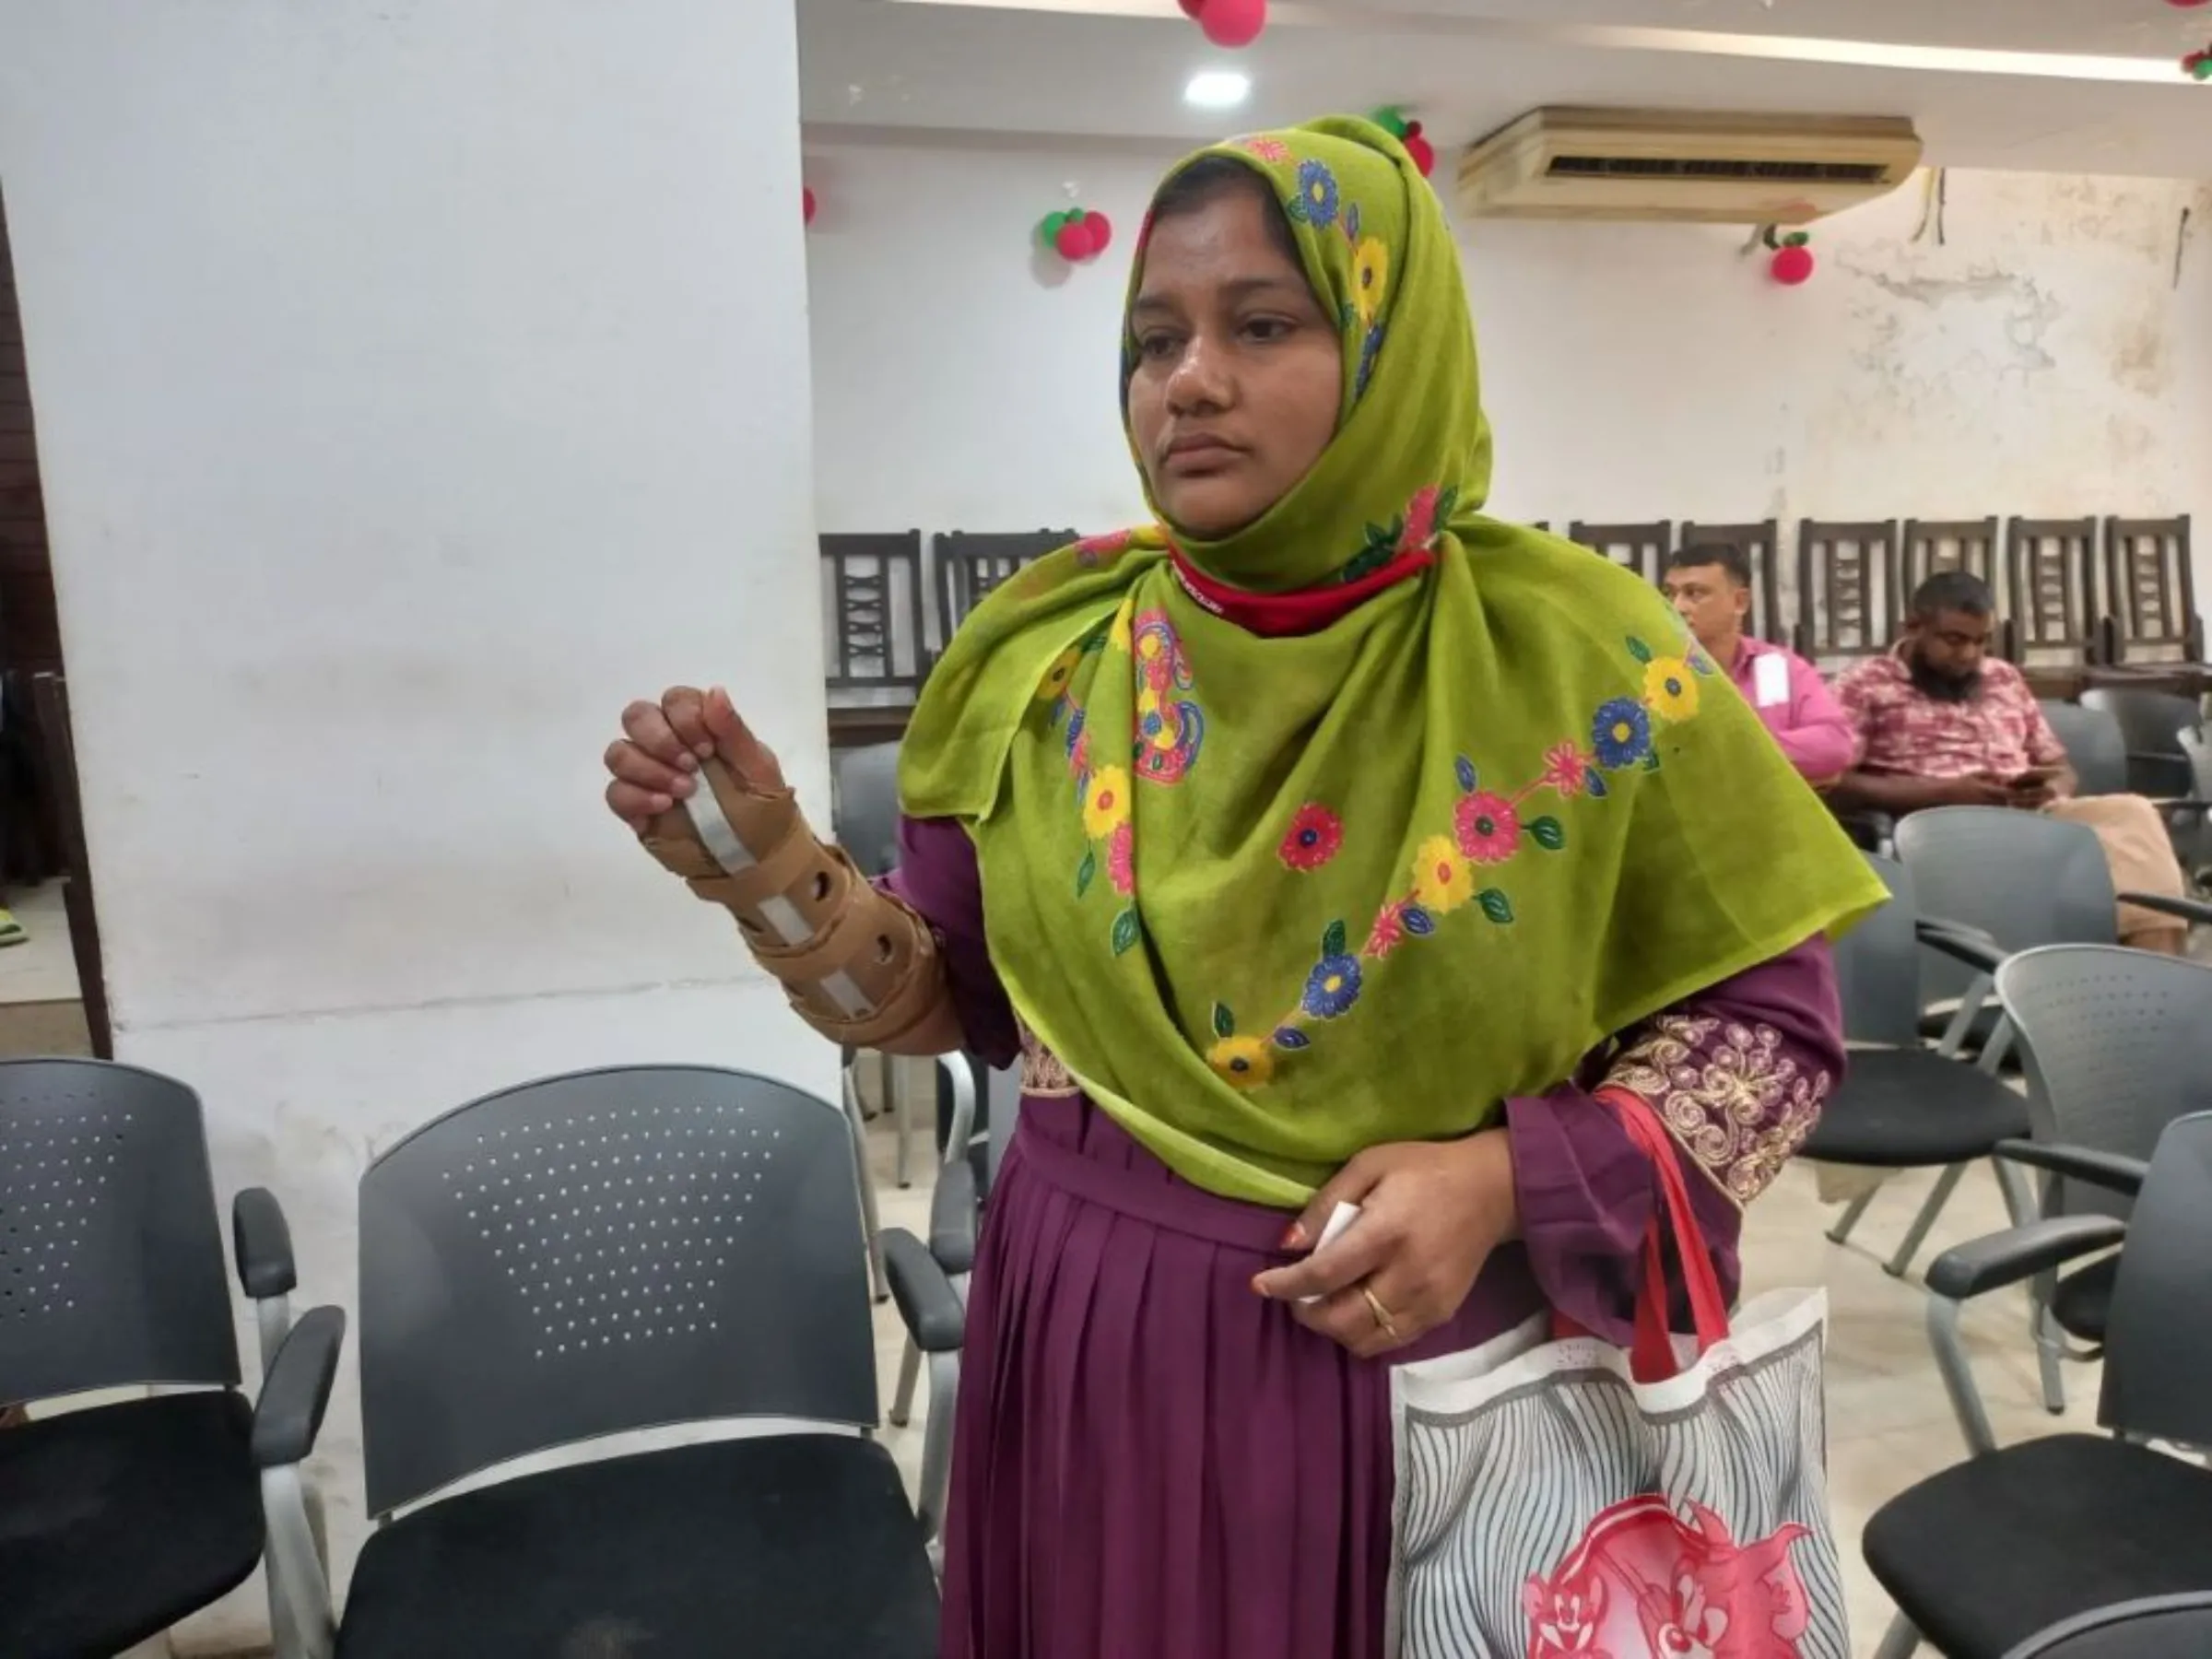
[638,759,947,1050]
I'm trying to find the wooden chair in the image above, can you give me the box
[28,671,110,1058]
[820,532,929,707]
[1797,517,1900,667]
[1679,519,1783,644]
[931,530,1073,647]
[1565,520,1669,587]
[2100,515,2198,666]
[1901,516,2006,649]
[2006,517,2100,668]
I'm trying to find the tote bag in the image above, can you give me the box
[1387,1094,1847,1659]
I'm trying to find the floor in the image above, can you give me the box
[855,1071,2106,1659]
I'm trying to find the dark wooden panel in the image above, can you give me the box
[2006,517,2098,665]
[2101,514,2198,665]
[1567,520,1670,586]
[933,530,1075,647]
[1796,518,1899,665]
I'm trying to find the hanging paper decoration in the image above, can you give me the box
[1762,225,1815,286]
[1183,0,1266,48]
[1369,106,1436,179]
[1041,207,1115,264]
[803,186,818,227]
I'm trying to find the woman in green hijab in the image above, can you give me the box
[605,117,1879,1658]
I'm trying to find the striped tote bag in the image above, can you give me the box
[1387,1095,1847,1659]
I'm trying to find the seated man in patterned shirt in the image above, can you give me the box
[1830,571,2188,952]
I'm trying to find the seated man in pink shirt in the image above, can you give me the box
[1662,544,1854,785]
[1829,570,2188,953]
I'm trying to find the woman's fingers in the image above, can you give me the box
[702,686,787,790]
[605,739,692,803]
[1288,1278,1427,1359]
[661,687,715,761]
[606,779,673,832]
[1279,1147,1394,1253]
[1252,1213,1393,1303]
[622,699,696,771]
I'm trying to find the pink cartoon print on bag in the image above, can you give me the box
[1524,1497,1814,1658]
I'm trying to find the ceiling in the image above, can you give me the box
[798,0,2212,179]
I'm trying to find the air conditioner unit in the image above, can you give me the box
[1457,108,1924,225]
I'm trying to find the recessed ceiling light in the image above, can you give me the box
[1184,71,1251,110]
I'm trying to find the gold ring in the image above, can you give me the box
[1360,1285,1400,1339]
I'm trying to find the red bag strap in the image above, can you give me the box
[1574,1088,1733,1383]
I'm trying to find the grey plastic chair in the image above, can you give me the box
[2036,700,2128,798]
[332,1064,956,1659]
[1808,855,2032,1277]
[1977,946,2212,1420]
[2080,686,2197,798]
[830,741,903,880]
[2003,1594,2212,1658]
[0,1059,343,1659]
[887,1051,1017,1555]
[1893,807,2116,1052]
[1865,1112,2212,1659]
[2078,688,2212,869]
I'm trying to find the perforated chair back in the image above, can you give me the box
[831,742,903,877]
[2037,702,2128,798]
[0,1059,239,1404]
[2097,1112,2212,1450]
[1893,807,2113,1006]
[1997,946,2212,1222]
[1834,855,1922,1048]
[357,1065,878,1516]
[2005,1594,2212,1659]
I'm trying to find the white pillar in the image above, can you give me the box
[0,2,831,1645]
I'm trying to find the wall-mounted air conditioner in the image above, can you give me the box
[1458,108,1924,225]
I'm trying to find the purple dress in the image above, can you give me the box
[889,817,1844,1659]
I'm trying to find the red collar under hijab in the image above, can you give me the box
[1168,544,1436,639]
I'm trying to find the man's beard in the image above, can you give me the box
[1906,645,1981,704]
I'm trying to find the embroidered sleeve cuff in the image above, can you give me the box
[1600,1015,1829,1207]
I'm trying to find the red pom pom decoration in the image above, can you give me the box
[1083,212,1113,256]
[1195,0,1266,48]
[803,187,817,226]
[1054,218,1093,261]
[1770,243,1815,286]
[1177,0,1205,14]
[1402,122,1436,180]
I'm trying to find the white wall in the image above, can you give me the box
[0,2,831,1647]
[805,135,2212,566]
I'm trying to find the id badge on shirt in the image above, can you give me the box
[1752,652,1791,710]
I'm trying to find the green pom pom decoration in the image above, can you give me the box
[1041,210,1070,244]
[1369,105,1409,139]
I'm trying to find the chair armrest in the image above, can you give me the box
[1914,917,2008,974]
[883,1228,966,1355]
[251,1305,347,1469]
[928,1154,978,1275]
[2117,891,2212,927]
[2149,798,2212,819]
[232,1187,298,1300]
[1924,1216,2128,1300]
[1994,1138,2150,1197]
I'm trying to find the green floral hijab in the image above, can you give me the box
[900,117,1883,1207]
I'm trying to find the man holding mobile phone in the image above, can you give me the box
[1829,571,2188,953]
